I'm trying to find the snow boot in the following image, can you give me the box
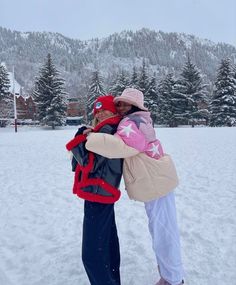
[155,277,184,285]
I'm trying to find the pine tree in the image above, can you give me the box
[157,73,176,126]
[145,74,158,123]
[0,64,10,100]
[177,56,208,126]
[139,59,150,97]
[233,64,236,96]
[130,66,139,88]
[33,54,67,129]
[87,70,106,123]
[234,65,236,124]
[210,58,236,127]
[169,79,190,127]
[109,70,129,96]
[0,64,12,125]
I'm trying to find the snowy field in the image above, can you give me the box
[0,126,236,285]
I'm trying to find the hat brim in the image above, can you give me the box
[114,97,148,111]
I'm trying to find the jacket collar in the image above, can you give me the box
[93,115,122,132]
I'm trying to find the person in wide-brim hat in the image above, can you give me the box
[114,88,148,111]
[87,87,185,285]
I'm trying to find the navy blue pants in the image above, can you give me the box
[82,201,121,285]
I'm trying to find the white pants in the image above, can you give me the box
[145,192,184,285]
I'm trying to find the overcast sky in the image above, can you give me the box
[1,0,236,46]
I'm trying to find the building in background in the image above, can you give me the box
[8,71,36,121]
[15,94,36,120]
[66,97,85,125]
[1,64,86,126]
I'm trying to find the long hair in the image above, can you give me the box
[92,117,99,127]
[125,105,147,116]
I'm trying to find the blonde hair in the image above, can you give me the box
[92,113,117,127]
[92,117,99,127]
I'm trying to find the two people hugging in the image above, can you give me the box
[66,88,184,285]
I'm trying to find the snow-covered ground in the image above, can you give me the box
[0,126,235,285]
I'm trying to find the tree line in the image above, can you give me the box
[1,54,236,128]
[87,57,236,127]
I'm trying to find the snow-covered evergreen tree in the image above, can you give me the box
[109,70,130,97]
[130,66,139,88]
[177,56,208,126]
[0,64,12,126]
[145,74,158,123]
[0,64,10,100]
[168,79,189,127]
[233,64,236,95]
[33,54,67,129]
[87,70,106,123]
[139,59,150,97]
[157,73,176,126]
[210,58,236,126]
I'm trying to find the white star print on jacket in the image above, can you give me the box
[147,142,161,158]
[119,123,136,137]
[115,111,164,159]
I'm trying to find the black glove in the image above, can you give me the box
[71,126,88,172]
[74,126,87,137]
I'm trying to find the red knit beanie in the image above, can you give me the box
[93,95,117,115]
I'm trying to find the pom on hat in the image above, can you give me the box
[93,95,117,115]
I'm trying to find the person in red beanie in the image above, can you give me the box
[66,95,123,285]
[92,95,117,127]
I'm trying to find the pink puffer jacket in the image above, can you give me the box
[85,111,179,202]
[85,114,179,202]
[115,111,164,160]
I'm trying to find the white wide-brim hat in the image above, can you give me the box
[114,88,148,111]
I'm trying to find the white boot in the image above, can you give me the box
[155,277,184,285]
